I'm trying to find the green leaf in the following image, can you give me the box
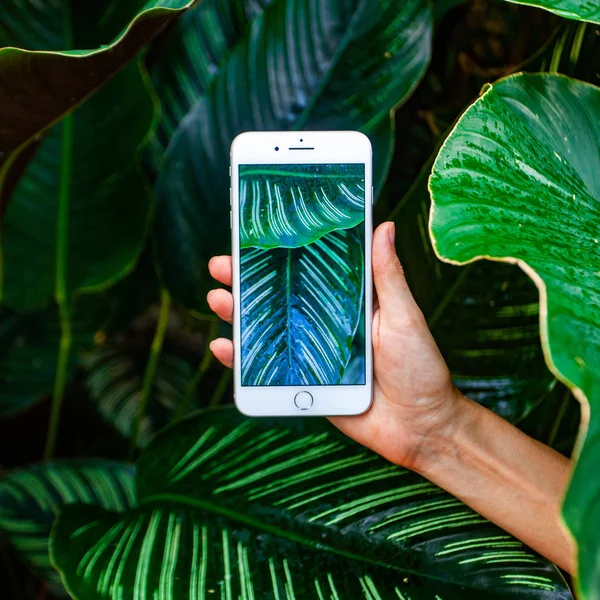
[504,0,600,24]
[392,162,556,423]
[84,345,196,448]
[428,72,600,599]
[0,461,135,596]
[1,60,152,311]
[241,227,363,386]
[239,164,366,249]
[151,0,432,310]
[50,409,571,599]
[0,297,109,418]
[0,0,196,214]
[144,0,275,174]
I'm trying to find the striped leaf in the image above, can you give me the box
[0,461,135,597]
[84,346,197,448]
[50,409,571,599]
[241,227,363,386]
[239,164,365,249]
[428,73,600,600]
[145,0,275,174]
[150,0,431,311]
[0,0,196,216]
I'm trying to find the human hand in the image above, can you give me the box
[207,222,466,472]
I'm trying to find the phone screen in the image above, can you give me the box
[238,163,366,387]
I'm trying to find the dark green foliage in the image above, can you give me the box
[51,409,570,600]
[0,0,595,598]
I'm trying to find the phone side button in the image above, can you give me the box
[372,186,374,205]
[229,210,232,229]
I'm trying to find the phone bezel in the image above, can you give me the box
[230,131,373,416]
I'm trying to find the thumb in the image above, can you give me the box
[372,222,423,323]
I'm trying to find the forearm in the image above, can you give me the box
[414,392,576,574]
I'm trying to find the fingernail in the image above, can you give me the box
[209,340,216,352]
[388,222,395,247]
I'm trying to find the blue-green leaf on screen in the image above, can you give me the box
[239,164,365,249]
[241,227,364,386]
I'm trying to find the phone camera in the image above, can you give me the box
[275,146,279,151]
[300,138,303,142]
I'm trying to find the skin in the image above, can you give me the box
[207,221,576,574]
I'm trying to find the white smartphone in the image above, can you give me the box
[230,131,373,416]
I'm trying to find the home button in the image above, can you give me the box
[294,391,313,410]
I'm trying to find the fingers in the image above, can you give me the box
[209,338,233,369]
[207,257,234,368]
[208,256,232,286]
[207,289,233,324]
[372,222,424,328]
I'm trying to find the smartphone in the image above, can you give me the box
[230,131,373,416]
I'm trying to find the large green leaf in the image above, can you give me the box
[2,59,152,311]
[144,0,275,174]
[239,164,365,249]
[0,0,196,215]
[392,162,556,423]
[504,0,600,24]
[50,409,571,599]
[0,297,109,419]
[84,346,197,448]
[0,461,135,596]
[241,227,363,386]
[428,73,600,599]
[151,0,432,310]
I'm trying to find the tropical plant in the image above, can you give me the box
[239,162,366,387]
[0,0,595,598]
[50,410,571,600]
[241,224,364,386]
[238,164,366,249]
[429,70,600,599]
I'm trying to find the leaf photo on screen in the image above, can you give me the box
[239,164,366,386]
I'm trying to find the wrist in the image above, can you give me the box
[409,387,480,478]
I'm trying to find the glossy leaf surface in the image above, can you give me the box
[241,227,363,385]
[2,61,151,310]
[84,346,196,448]
[392,162,555,423]
[51,409,571,599]
[145,0,274,174]
[152,0,431,310]
[429,72,600,598]
[239,164,365,249]
[0,461,135,596]
[505,0,600,24]
[0,0,196,214]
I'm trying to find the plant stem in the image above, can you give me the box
[45,299,72,460]
[549,24,570,73]
[547,388,572,448]
[132,289,171,449]
[44,113,74,461]
[44,0,75,462]
[176,318,219,420]
[210,368,233,407]
[569,22,587,70]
